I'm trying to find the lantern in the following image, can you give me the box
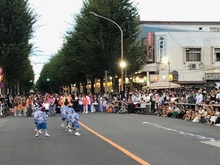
[135,77,139,83]
[125,77,129,84]
[119,78,121,85]
[143,76,147,83]
[154,76,158,83]
[96,82,100,87]
[168,74,173,81]
[162,75,166,82]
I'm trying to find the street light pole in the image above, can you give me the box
[89,12,125,92]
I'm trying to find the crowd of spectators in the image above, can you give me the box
[121,87,220,126]
[1,87,220,127]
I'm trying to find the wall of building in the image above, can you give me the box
[140,24,220,85]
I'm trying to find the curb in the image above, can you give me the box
[0,113,11,118]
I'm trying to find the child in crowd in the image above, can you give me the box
[70,108,81,136]
[61,102,69,128]
[34,106,50,137]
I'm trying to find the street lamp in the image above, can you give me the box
[162,57,171,93]
[120,61,126,92]
[89,12,125,92]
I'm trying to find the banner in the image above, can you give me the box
[146,32,154,62]
[156,36,167,62]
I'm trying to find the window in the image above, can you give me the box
[185,48,201,62]
[210,27,220,32]
[214,48,220,61]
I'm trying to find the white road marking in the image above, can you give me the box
[142,122,216,142]
[201,141,220,147]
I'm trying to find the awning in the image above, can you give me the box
[137,63,157,73]
[142,81,181,90]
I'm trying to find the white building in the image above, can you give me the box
[138,20,220,88]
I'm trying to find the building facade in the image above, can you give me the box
[138,20,220,88]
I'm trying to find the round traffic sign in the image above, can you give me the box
[0,82,3,89]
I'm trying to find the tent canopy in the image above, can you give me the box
[142,81,181,90]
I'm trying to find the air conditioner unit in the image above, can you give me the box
[190,63,198,70]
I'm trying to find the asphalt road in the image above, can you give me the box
[1,113,220,165]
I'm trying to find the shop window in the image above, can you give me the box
[214,48,220,61]
[185,48,201,62]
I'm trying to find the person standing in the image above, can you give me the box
[78,95,83,113]
[72,92,79,110]
[48,95,55,116]
[26,95,33,118]
[82,94,88,114]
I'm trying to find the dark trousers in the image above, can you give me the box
[27,104,32,117]
[151,101,155,112]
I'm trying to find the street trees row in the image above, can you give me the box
[36,0,146,94]
[0,0,37,95]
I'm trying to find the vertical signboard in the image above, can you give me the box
[156,36,167,62]
[146,32,154,62]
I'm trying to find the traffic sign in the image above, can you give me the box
[0,82,3,89]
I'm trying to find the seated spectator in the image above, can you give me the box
[161,102,173,117]
[202,106,212,124]
[192,106,204,122]
[176,105,186,119]
[171,104,180,118]
[112,100,119,113]
[209,107,220,125]
[182,108,194,121]
[160,103,168,116]
[106,102,114,113]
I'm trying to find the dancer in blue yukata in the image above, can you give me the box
[70,108,81,136]
[60,102,69,129]
[67,103,75,132]
[34,106,50,137]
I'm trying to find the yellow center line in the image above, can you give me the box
[79,121,151,165]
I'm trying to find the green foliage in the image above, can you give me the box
[37,0,146,93]
[0,0,37,94]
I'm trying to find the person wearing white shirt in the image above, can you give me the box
[196,90,203,104]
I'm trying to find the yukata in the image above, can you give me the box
[35,110,48,130]
[61,105,69,125]
[70,112,80,129]
[67,107,75,127]
[33,106,40,126]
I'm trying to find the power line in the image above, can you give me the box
[31,62,46,65]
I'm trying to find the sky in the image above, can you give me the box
[28,0,219,82]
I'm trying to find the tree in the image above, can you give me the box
[0,0,37,94]
[37,0,146,93]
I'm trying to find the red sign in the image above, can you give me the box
[0,82,3,88]
[146,32,154,62]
